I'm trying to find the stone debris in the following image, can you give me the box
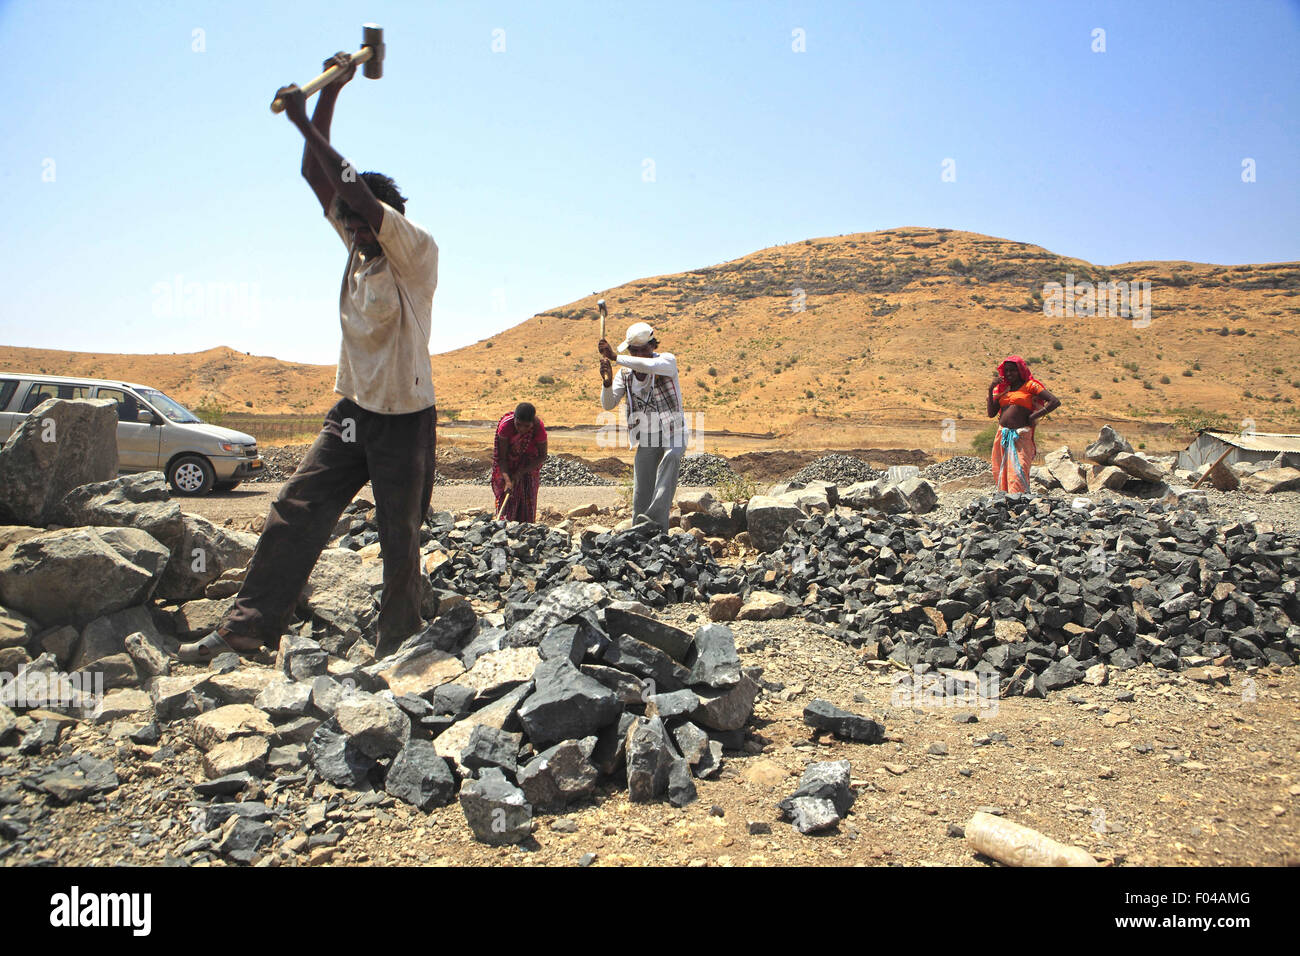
[678,453,738,486]
[921,456,988,482]
[791,454,884,486]
[744,493,1298,693]
[802,699,885,743]
[1,403,1295,866]
[778,760,855,834]
[459,768,533,845]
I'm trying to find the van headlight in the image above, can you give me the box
[218,442,238,453]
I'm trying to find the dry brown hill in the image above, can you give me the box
[4,228,1298,456]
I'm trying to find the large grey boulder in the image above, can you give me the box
[517,736,600,811]
[896,477,938,514]
[0,527,170,626]
[1086,463,1130,492]
[1045,447,1088,494]
[502,581,607,648]
[1110,452,1165,483]
[682,501,745,538]
[1084,426,1134,464]
[686,623,741,689]
[0,398,118,526]
[333,692,411,759]
[306,720,376,788]
[55,472,182,544]
[604,607,693,662]
[624,716,676,803]
[297,548,376,638]
[744,495,804,552]
[1242,467,1300,494]
[385,740,456,810]
[1030,466,1060,490]
[691,673,759,731]
[74,606,173,674]
[155,514,257,603]
[777,760,855,833]
[839,480,908,514]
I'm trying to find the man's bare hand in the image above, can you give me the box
[599,358,613,387]
[276,84,308,125]
[597,338,616,361]
[321,52,356,91]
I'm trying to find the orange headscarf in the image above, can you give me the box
[994,355,1044,410]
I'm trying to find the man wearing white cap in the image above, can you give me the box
[598,321,686,530]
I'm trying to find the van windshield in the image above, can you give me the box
[139,389,202,424]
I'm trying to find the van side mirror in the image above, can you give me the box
[137,409,161,425]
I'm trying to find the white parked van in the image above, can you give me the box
[0,373,264,495]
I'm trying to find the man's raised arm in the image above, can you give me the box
[277,81,383,234]
[300,52,354,214]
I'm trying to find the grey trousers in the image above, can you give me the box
[633,443,684,530]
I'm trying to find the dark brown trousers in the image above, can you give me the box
[223,397,436,656]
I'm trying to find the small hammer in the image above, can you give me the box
[597,298,607,342]
[271,23,385,113]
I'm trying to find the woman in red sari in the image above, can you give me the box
[986,356,1059,492]
[491,402,548,522]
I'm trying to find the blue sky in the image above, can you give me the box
[0,0,1296,364]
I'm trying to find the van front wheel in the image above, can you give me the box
[168,455,215,496]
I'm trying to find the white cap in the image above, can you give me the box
[618,321,656,353]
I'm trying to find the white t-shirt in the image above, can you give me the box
[326,201,438,415]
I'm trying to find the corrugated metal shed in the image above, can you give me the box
[1202,431,1300,453]
[1176,430,1300,470]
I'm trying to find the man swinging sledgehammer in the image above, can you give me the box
[180,45,439,663]
[598,321,686,531]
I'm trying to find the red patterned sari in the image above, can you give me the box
[491,412,547,522]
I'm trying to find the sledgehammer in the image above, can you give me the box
[270,23,385,113]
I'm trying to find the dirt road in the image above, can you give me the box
[183,483,709,527]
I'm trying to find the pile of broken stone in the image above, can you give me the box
[729,492,1298,696]
[230,581,761,849]
[2,400,1295,861]
[0,401,779,859]
[335,505,741,611]
[1034,425,1300,500]
[677,473,941,556]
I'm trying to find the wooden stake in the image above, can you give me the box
[1191,447,1233,489]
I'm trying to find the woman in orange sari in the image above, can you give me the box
[491,402,548,522]
[986,356,1059,492]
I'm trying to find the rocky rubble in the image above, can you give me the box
[677,453,738,486]
[791,454,883,486]
[921,456,988,483]
[538,456,612,487]
[1,582,770,861]
[466,457,613,487]
[740,493,1298,696]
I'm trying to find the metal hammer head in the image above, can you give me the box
[362,23,384,79]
